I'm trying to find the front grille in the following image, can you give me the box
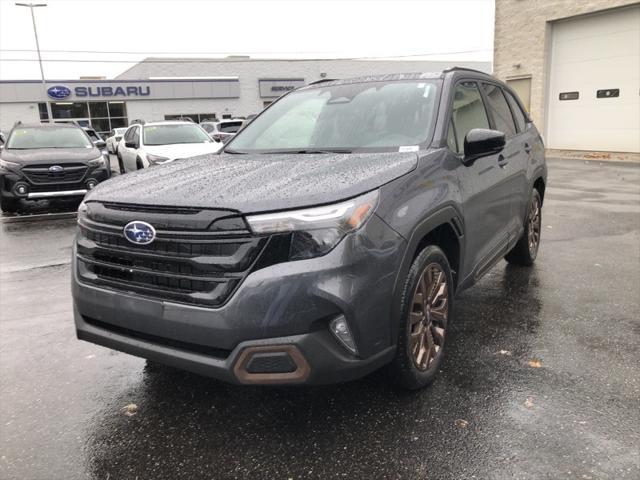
[23,163,88,184]
[76,202,269,307]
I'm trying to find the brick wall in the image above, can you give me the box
[493,0,639,131]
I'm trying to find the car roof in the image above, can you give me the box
[298,68,494,90]
[141,121,197,127]
[13,122,80,129]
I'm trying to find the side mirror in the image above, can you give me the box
[95,140,107,149]
[463,129,505,164]
[125,141,138,149]
[211,134,222,142]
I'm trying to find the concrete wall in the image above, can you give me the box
[0,103,40,132]
[493,0,639,133]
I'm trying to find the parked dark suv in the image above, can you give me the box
[0,123,110,213]
[72,68,546,389]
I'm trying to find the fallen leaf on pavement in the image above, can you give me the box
[122,404,138,417]
[455,419,469,428]
[524,398,534,408]
[527,359,543,368]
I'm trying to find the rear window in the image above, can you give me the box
[143,124,212,146]
[482,83,517,138]
[7,127,93,149]
[504,90,527,133]
[218,121,243,133]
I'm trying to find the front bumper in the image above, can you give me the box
[73,214,406,385]
[0,166,109,201]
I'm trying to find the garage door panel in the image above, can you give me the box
[547,5,640,152]
[553,29,640,63]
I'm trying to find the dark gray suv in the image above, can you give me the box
[72,68,546,389]
[0,123,110,213]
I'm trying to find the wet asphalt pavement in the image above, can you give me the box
[1,158,639,480]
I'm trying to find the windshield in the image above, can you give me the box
[143,124,212,146]
[114,128,127,135]
[218,121,243,133]
[228,79,441,152]
[7,127,93,149]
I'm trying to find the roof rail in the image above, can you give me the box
[307,78,338,86]
[443,66,491,76]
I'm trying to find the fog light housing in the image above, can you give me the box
[14,183,29,196]
[86,179,98,190]
[329,315,357,355]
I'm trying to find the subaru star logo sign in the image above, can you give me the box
[123,221,156,245]
[47,85,71,99]
[49,165,64,173]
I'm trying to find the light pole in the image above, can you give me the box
[16,2,53,122]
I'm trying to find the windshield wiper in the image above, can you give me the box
[222,148,247,154]
[262,148,353,154]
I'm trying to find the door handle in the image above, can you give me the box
[498,154,509,168]
[524,142,532,154]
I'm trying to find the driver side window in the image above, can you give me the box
[448,82,490,155]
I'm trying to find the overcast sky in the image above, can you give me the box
[0,0,494,80]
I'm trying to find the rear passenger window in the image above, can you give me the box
[449,82,490,154]
[504,90,527,133]
[482,83,517,138]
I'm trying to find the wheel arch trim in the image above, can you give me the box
[388,204,465,345]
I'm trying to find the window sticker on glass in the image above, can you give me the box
[399,145,419,152]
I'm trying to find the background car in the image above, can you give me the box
[81,126,110,177]
[116,120,222,173]
[200,119,244,143]
[0,123,110,213]
[105,127,127,154]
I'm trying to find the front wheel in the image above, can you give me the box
[390,245,453,390]
[0,194,19,214]
[505,189,542,266]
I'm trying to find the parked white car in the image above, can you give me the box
[116,121,222,173]
[200,119,244,143]
[105,128,127,154]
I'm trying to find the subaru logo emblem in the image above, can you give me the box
[47,85,71,99]
[49,165,64,173]
[123,221,156,245]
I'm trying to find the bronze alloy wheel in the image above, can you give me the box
[528,194,541,257]
[410,263,449,371]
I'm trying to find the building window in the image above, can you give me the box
[37,101,128,138]
[596,89,619,98]
[559,92,579,101]
[164,113,217,123]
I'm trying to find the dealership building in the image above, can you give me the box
[0,58,489,138]
[494,0,639,153]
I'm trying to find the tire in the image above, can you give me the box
[136,157,144,170]
[505,189,542,266]
[0,195,19,214]
[117,153,125,174]
[389,245,454,390]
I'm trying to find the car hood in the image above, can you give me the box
[145,142,223,161]
[86,152,418,213]
[1,147,102,165]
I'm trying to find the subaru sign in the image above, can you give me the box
[75,86,151,97]
[47,86,71,99]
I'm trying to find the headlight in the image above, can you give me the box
[246,190,378,260]
[0,158,20,170]
[87,156,105,167]
[146,153,171,165]
[77,201,88,223]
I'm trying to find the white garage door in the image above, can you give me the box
[546,5,640,153]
